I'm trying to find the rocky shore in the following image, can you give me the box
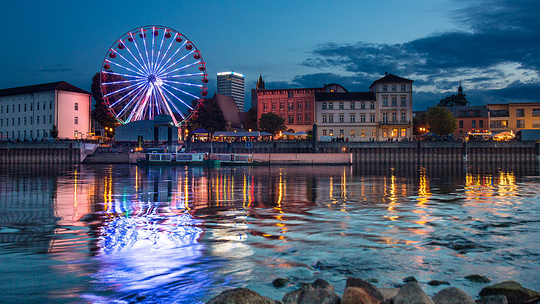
[205,276,540,304]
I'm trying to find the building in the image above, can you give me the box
[0,81,91,140]
[250,74,265,111]
[315,84,378,141]
[217,72,245,111]
[487,102,540,133]
[114,114,179,142]
[212,93,247,130]
[446,105,489,138]
[369,73,414,140]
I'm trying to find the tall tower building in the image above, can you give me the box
[217,72,245,111]
[251,74,265,110]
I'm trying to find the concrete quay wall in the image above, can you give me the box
[0,142,83,164]
[253,153,351,164]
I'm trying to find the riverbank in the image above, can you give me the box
[207,276,540,304]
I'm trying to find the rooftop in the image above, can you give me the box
[0,81,90,97]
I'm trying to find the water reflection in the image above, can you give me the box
[0,163,539,303]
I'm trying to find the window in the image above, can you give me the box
[13,105,15,112]
[280,103,284,109]
[361,114,366,122]
[37,103,39,111]
[517,120,525,128]
[263,103,268,110]
[328,102,333,110]
[401,129,406,137]
[392,128,398,137]
[350,102,355,109]
[50,100,52,109]
[516,109,525,117]
[479,120,483,128]
[43,102,45,110]
[306,115,310,122]
[401,85,406,92]
[383,85,388,92]
[383,129,388,137]
[288,103,293,110]
[37,116,39,124]
[533,109,540,117]
[401,97,406,106]
[288,115,294,124]
[383,97,388,106]
[30,103,33,111]
[18,117,20,125]
[391,97,397,106]
[459,120,463,128]
[24,117,27,125]
[370,102,375,109]
[472,120,476,128]
[49,115,52,123]
[306,102,310,109]
[24,104,27,111]
[18,131,20,139]
[19,104,21,112]
[298,102,301,109]
[351,130,355,137]
[288,91,294,98]
[0,106,2,114]
[392,113,397,122]
[322,115,327,123]
[382,113,388,123]
[339,129,344,137]
[12,118,14,125]
[350,114,355,123]
[30,117,33,125]
[361,129,365,137]
[323,129,327,136]
[322,102,327,110]
[329,115,334,123]
[30,130,33,138]
[75,117,78,125]
[297,115,301,122]
[372,130,376,137]
[44,130,47,138]
[0,119,2,127]
[75,103,79,111]
[401,113,406,122]
[339,102,344,109]
[392,85,397,92]
[370,114,375,122]
[360,102,365,109]
[339,114,344,122]
[272,103,276,110]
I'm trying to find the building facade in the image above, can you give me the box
[315,84,378,141]
[0,81,91,140]
[256,87,323,132]
[217,72,245,111]
[369,74,414,140]
[487,102,540,133]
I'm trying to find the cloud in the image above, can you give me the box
[296,0,540,108]
[39,67,73,73]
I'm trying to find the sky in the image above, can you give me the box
[0,0,538,111]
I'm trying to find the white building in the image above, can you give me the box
[217,72,245,111]
[0,81,91,140]
[315,74,414,141]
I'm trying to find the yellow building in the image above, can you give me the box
[488,102,540,133]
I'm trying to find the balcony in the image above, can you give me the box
[379,120,411,126]
[489,110,509,117]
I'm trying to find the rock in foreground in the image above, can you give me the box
[282,279,340,304]
[394,282,434,304]
[479,281,540,304]
[432,287,475,304]
[206,288,279,304]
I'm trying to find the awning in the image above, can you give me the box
[214,131,261,137]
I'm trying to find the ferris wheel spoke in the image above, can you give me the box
[102,79,136,86]
[155,40,188,75]
[105,58,146,77]
[155,35,177,74]
[158,88,186,121]
[159,61,201,78]
[155,86,180,125]
[140,29,153,74]
[108,81,147,109]
[151,27,156,72]
[117,86,147,119]
[154,29,167,74]
[131,33,152,74]
[161,79,203,88]
[123,35,150,74]
[104,80,146,98]
[102,70,145,80]
[156,51,195,77]
[160,84,196,109]
[165,72,205,79]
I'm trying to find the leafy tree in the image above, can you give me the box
[258,113,287,135]
[90,72,122,130]
[438,92,470,107]
[50,125,59,139]
[244,107,258,131]
[188,97,227,133]
[425,106,457,136]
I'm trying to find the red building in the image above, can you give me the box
[256,86,324,132]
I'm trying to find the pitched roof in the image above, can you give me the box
[256,75,265,90]
[369,73,413,89]
[0,81,90,97]
[212,93,244,128]
[315,91,375,101]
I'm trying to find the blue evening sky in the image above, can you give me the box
[0,0,538,110]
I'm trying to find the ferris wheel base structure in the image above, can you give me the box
[100,25,208,127]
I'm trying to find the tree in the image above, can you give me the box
[50,125,59,139]
[188,97,227,133]
[438,92,470,107]
[244,107,258,131]
[425,106,457,136]
[258,113,286,135]
[90,72,122,130]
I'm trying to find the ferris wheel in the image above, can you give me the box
[100,25,208,127]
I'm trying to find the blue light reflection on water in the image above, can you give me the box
[0,163,539,303]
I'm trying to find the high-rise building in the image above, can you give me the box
[217,72,245,111]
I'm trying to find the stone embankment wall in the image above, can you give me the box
[0,142,85,164]
[190,141,540,164]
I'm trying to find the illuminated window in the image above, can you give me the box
[351,129,355,137]
[323,129,327,136]
[340,129,344,137]
[401,128,406,137]
[392,128,398,137]
[383,128,388,137]
[372,129,376,137]
[361,129,366,137]
[329,129,333,136]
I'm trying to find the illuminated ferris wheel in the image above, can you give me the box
[100,25,208,127]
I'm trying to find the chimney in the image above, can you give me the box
[385,71,388,76]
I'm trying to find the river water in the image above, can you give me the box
[1,163,539,303]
